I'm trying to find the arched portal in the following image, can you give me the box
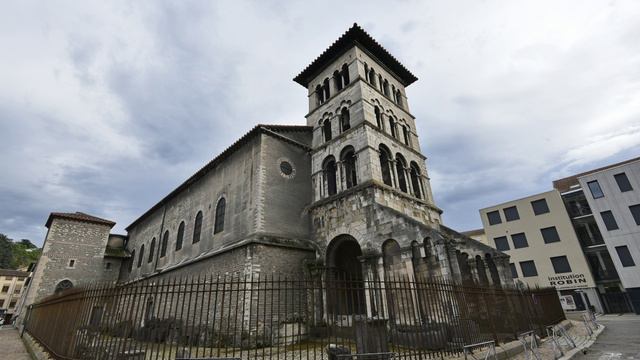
[326,235,366,315]
[55,279,73,294]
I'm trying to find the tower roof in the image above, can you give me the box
[46,212,116,228]
[294,23,418,87]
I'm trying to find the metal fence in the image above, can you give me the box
[24,271,565,359]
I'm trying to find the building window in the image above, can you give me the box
[541,226,560,243]
[629,204,640,226]
[67,259,76,268]
[1,285,8,293]
[323,156,338,196]
[341,64,350,86]
[614,173,633,192]
[531,198,550,215]
[214,198,226,234]
[615,246,636,267]
[550,256,572,273]
[9,300,16,308]
[510,263,518,278]
[148,238,156,263]
[105,262,112,270]
[374,106,382,128]
[176,222,185,251]
[379,145,393,187]
[494,236,510,251]
[129,250,135,272]
[389,117,397,138]
[364,63,369,82]
[409,162,422,199]
[511,232,529,249]
[160,230,169,257]
[55,280,73,293]
[138,245,144,268]
[333,70,343,91]
[587,180,604,199]
[193,211,203,243]
[395,89,403,107]
[323,119,332,142]
[519,260,538,277]
[369,68,376,87]
[600,210,619,231]
[504,206,520,221]
[315,85,323,105]
[402,126,410,145]
[340,108,350,132]
[383,79,390,97]
[487,210,502,225]
[323,78,330,100]
[341,146,357,189]
[395,154,408,193]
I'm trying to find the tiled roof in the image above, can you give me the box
[46,212,115,228]
[0,269,30,277]
[126,124,312,231]
[294,23,418,87]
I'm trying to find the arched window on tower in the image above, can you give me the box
[389,117,397,138]
[340,108,350,132]
[148,237,156,263]
[333,70,343,91]
[402,125,410,145]
[55,280,73,294]
[214,198,226,234]
[396,154,408,193]
[383,80,390,97]
[323,119,332,142]
[341,146,357,189]
[374,106,382,129]
[364,63,370,82]
[176,221,185,251]
[395,89,403,107]
[369,69,377,87]
[323,156,337,196]
[378,75,383,92]
[410,162,423,199]
[379,145,393,186]
[315,85,323,105]
[129,249,135,272]
[193,211,203,244]
[342,64,350,86]
[160,230,169,258]
[138,245,144,268]
[323,78,330,100]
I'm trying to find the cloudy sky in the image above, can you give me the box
[1,1,640,245]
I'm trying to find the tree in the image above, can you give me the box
[11,240,41,270]
[0,234,13,269]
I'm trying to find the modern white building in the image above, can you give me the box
[577,158,640,313]
[477,190,603,312]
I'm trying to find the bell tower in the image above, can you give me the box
[294,23,442,256]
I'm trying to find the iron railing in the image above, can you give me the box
[24,271,565,359]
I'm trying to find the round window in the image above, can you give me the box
[280,161,293,176]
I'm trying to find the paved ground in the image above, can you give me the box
[574,314,640,360]
[0,326,31,360]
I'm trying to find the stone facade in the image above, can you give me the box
[22,25,513,321]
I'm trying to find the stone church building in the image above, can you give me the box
[21,24,512,314]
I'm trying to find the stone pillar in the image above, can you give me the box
[467,258,480,285]
[494,255,514,288]
[445,242,463,284]
[358,251,384,318]
[390,160,399,188]
[435,240,452,281]
[337,160,344,192]
[306,260,326,325]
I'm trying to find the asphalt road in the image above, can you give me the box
[574,314,640,360]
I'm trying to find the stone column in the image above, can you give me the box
[337,161,344,192]
[406,165,415,196]
[390,160,399,188]
[358,250,384,318]
[435,240,453,281]
[467,258,480,285]
[445,242,463,284]
[494,255,514,288]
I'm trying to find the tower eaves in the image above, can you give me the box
[293,23,418,88]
